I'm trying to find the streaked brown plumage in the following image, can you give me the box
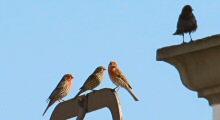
[73,66,106,100]
[108,61,139,101]
[42,74,74,116]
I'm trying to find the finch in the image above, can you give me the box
[42,74,74,116]
[108,61,139,101]
[173,5,197,43]
[73,66,106,100]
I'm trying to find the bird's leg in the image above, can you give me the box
[61,99,65,102]
[111,86,118,92]
[114,86,119,90]
[116,87,120,92]
[58,100,61,103]
[189,32,193,42]
[182,33,186,44]
[114,86,120,92]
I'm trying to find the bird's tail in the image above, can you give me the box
[42,99,56,116]
[173,31,181,35]
[73,89,84,100]
[126,88,139,101]
[173,33,177,35]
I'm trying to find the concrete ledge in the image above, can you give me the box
[157,34,220,61]
[156,34,220,105]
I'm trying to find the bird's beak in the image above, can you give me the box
[111,65,115,66]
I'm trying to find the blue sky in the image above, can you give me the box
[1,1,219,120]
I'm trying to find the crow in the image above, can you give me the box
[173,5,198,43]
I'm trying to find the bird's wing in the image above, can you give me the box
[176,16,186,33]
[177,13,197,32]
[80,74,98,90]
[192,14,197,24]
[115,68,132,89]
[191,14,198,31]
[48,78,67,99]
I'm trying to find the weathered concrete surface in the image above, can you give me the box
[157,34,220,105]
[213,104,220,120]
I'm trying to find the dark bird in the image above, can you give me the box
[173,5,197,43]
[73,66,106,100]
[43,74,74,116]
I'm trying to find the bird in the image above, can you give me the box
[108,61,139,101]
[173,5,197,43]
[73,66,106,100]
[42,74,74,116]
